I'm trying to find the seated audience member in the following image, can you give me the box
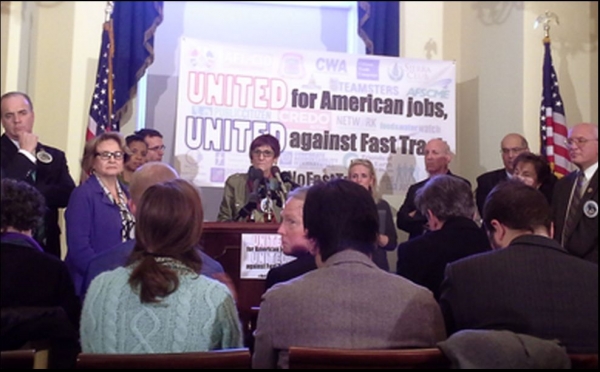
[348,159,397,271]
[118,134,147,187]
[397,138,470,241]
[552,122,598,263]
[135,128,165,162]
[512,152,557,204]
[475,133,529,217]
[81,179,243,353]
[252,179,446,369]
[396,175,490,299]
[218,134,289,223]
[1,179,80,327]
[439,180,598,353]
[81,162,225,298]
[264,187,317,291]
[65,132,134,296]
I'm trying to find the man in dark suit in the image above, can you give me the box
[552,123,598,263]
[1,92,76,257]
[397,138,470,241]
[475,133,529,217]
[396,175,490,299]
[440,180,598,353]
[264,186,317,291]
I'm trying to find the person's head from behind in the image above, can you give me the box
[249,134,281,177]
[128,162,179,215]
[81,132,126,178]
[128,179,204,303]
[135,128,165,162]
[500,133,529,174]
[277,187,314,257]
[566,123,598,171]
[303,179,378,264]
[483,179,552,250]
[348,158,378,199]
[512,152,551,190]
[124,134,148,173]
[1,179,45,235]
[424,138,452,176]
[415,174,475,231]
[0,91,35,141]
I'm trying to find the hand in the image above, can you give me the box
[211,272,238,304]
[377,234,389,247]
[18,132,38,155]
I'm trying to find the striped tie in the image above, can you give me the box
[561,172,585,246]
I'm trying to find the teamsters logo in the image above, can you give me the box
[388,62,404,82]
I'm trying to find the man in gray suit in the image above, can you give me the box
[252,179,446,369]
[440,180,598,353]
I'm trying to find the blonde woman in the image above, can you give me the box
[348,159,397,271]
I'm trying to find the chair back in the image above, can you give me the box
[75,348,251,369]
[569,354,599,370]
[288,347,450,369]
[0,349,49,369]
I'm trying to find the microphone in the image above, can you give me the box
[248,166,265,193]
[270,166,288,194]
[235,192,260,222]
[280,171,301,190]
[268,178,283,207]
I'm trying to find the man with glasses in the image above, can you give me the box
[0,91,76,258]
[135,128,165,162]
[552,123,598,263]
[475,133,529,217]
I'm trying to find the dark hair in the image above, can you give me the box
[134,128,163,140]
[124,134,147,163]
[1,179,45,232]
[415,174,475,221]
[483,179,552,234]
[0,91,34,112]
[512,152,552,186]
[128,179,204,303]
[249,134,281,159]
[303,178,378,262]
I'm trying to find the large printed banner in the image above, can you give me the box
[175,38,456,195]
[240,233,295,279]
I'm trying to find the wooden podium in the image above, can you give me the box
[201,222,279,345]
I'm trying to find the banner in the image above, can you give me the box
[175,38,456,195]
[240,233,295,279]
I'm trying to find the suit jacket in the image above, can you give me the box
[264,253,317,291]
[439,235,598,353]
[397,171,471,240]
[552,169,598,263]
[65,175,131,295]
[0,134,76,257]
[475,168,508,217]
[80,239,225,298]
[373,199,397,271]
[252,250,447,369]
[1,239,80,328]
[396,216,491,300]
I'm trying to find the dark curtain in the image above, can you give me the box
[358,1,400,56]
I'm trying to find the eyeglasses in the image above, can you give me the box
[500,147,527,155]
[565,137,598,147]
[95,151,124,160]
[148,145,166,152]
[252,149,275,158]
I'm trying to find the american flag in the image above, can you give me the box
[87,21,118,141]
[540,41,572,177]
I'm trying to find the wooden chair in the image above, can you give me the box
[569,354,599,370]
[0,349,49,369]
[288,346,450,369]
[75,348,251,369]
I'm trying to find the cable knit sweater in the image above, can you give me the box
[81,265,243,353]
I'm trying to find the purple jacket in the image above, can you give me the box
[65,175,131,295]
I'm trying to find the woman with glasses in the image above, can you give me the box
[65,132,135,296]
[347,159,397,271]
[512,152,557,204]
[217,134,286,222]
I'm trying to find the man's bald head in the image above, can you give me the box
[129,162,179,208]
[500,133,529,173]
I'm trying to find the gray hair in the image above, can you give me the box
[415,174,474,221]
[286,186,309,202]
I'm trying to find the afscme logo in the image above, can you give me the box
[315,58,347,74]
[407,87,450,99]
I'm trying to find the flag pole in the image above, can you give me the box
[534,10,559,43]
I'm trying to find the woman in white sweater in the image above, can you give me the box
[81,179,243,353]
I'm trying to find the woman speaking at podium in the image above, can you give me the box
[217,134,287,223]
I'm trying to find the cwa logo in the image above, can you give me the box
[387,62,404,82]
[315,58,348,75]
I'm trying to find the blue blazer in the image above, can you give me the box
[65,175,130,295]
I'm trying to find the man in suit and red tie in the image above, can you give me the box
[0,91,76,257]
[552,122,598,263]
[475,133,529,217]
